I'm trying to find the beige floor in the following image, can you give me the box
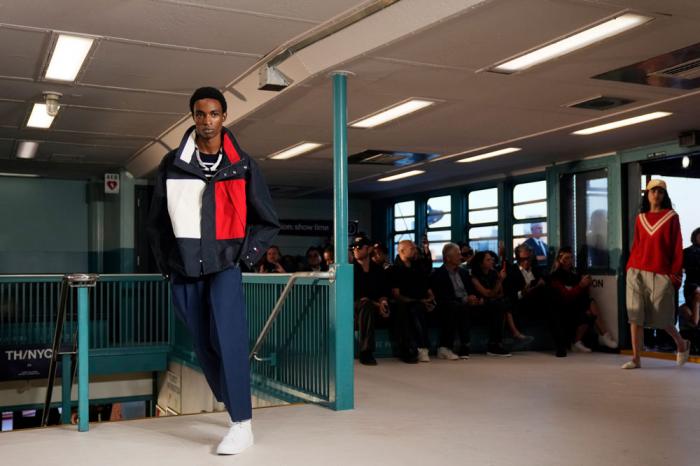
[1,352,699,466]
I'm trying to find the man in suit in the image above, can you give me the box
[523,223,548,267]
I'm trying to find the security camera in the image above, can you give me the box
[42,91,62,117]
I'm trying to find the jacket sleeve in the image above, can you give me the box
[239,157,280,269]
[147,155,176,276]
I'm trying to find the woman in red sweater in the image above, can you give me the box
[624,179,689,369]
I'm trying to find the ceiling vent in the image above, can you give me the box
[348,149,439,167]
[568,95,633,111]
[650,58,700,80]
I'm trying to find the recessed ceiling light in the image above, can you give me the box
[0,172,39,178]
[682,156,691,168]
[350,99,436,129]
[268,142,323,160]
[378,170,425,182]
[45,34,95,82]
[456,147,521,163]
[27,103,57,129]
[572,111,671,135]
[16,141,40,159]
[492,13,652,73]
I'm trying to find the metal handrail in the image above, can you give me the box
[249,271,332,362]
[40,273,98,431]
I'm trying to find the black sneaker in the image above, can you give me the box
[487,344,512,358]
[359,352,377,366]
[458,345,471,360]
[555,349,567,358]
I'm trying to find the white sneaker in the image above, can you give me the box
[437,347,459,360]
[572,341,592,353]
[217,419,254,455]
[677,339,691,367]
[418,348,431,362]
[598,332,618,349]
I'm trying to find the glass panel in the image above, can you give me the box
[512,222,548,238]
[394,200,415,217]
[394,217,415,232]
[468,187,498,210]
[428,241,449,265]
[468,208,498,224]
[427,230,452,242]
[513,180,546,203]
[427,195,451,229]
[469,238,499,254]
[583,176,608,270]
[513,201,547,220]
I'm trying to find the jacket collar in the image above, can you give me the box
[173,126,245,177]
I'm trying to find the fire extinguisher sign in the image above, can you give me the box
[105,173,120,194]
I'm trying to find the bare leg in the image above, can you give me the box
[692,289,700,327]
[630,323,643,365]
[505,312,522,338]
[589,301,608,335]
[664,324,688,352]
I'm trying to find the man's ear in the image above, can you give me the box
[222,112,227,123]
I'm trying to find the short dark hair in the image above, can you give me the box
[189,86,227,114]
[692,227,700,247]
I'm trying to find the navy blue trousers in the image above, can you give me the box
[170,266,252,422]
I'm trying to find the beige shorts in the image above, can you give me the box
[626,268,675,329]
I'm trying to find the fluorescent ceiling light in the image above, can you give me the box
[27,103,58,129]
[378,170,425,182]
[16,141,40,159]
[269,142,322,160]
[45,34,94,82]
[350,99,436,128]
[493,13,652,73]
[572,111,671,135]
[456,147,521,163]
[0,172,39,178]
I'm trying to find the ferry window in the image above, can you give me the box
[560,170,609,271]
[468,187,498,253]
[512,180,548,256]
[393,200,416,256]
[426,195,452,266]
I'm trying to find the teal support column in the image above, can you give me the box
[61,353,72,424]
[77,287,90,432]
[331,71,354,410]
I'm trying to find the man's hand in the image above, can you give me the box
[378,298,390,318]
[423,298,436,312]
[580,275,592,288]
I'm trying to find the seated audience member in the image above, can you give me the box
[302,246,327,272]
[371,242,392,270]
[390,240,436,363]
[429,243,484,360]
[681,227,700,352]
[469,251,511,357]
[549,247,617,355]
[458,242,474,271]
[352,237,390,366]
[503,244,545,344]
[258,245,287,273]
[323,246,334,266]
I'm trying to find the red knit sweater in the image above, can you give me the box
[626,209,683,282]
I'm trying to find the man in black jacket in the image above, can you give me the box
[148,87,279,456]
[430,243,483,359]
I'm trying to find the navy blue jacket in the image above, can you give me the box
[148,126,279,277]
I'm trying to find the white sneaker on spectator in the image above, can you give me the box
[418,348,430,362]
[572,341,592,353]
[598,332,618,349]
[677,339,691,366]
[437,347,459,360]
[217,419,254,455]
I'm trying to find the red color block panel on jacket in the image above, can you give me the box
[215,179,247,239]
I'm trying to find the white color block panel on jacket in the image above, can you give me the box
[166,179,205,239]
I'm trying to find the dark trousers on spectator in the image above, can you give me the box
[170,266,252,422]
[355,299,378,355]
[469,300,506,345]
[439,301,470,349]
[395,301,430,355]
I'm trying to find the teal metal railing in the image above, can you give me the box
[0,274,171,349]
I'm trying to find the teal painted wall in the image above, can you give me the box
[0,177,89,273]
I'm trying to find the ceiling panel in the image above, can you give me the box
[52,107,179,138]
[0,0,324,55]
[81,41,258,91]
[0,139,14,159]
[0,28,48,79]
[0,101,26,127]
